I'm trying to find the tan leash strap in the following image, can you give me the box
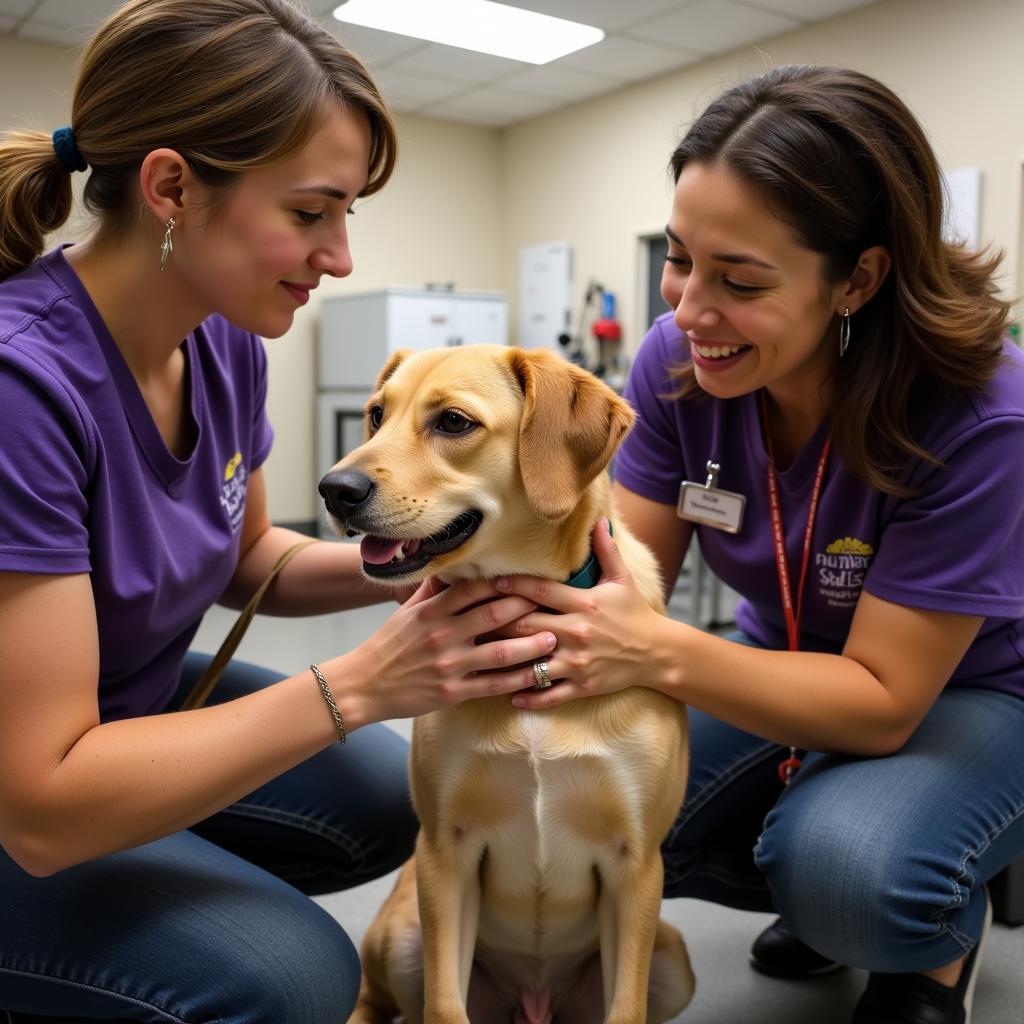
[180,538,319,711]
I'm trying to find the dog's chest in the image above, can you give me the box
[411,696,684,956]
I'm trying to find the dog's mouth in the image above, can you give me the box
[355,510,484,579]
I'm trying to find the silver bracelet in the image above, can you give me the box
[309,663,347,745]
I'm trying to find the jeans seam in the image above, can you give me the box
[217,801,369,867]
[0,965,191,1024]
[939,800,1024,952]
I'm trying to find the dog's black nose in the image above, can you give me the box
[318,469,375,521]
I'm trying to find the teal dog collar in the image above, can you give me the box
[562,521,611,589]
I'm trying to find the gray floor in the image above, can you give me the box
[190,563,1023,1023]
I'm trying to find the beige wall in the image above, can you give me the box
[499,0,1024,367]
[4,0,1023,520]
[0,33,75,124]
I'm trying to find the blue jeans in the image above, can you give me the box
[661,632,1024,973]
[0,653,418,1023]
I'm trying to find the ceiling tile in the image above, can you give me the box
[497,64,622,102]
[371,67,469,111]
[32,0,117,27]
[747,0,874,19]
[627,0,801,54]
[426,88,563,126]
[419,105,521,128]
[0,0,36,16]
[16,17,87,45]
[0,0,881,130]
[391,43,523,84]
[504,0,689,33]
[317,17,426,65]
[556,35,703,81]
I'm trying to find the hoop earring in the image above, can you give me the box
[159,217,175,272]
[839,306,851,357]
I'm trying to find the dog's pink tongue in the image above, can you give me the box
[516,990,553,1024]
[360,536,403,564]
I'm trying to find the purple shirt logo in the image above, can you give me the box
[219,452,249,533]
[816,537,874,609]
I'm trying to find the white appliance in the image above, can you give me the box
[316,287,508,486]
[318,287,507,392]
[518,240,573,351]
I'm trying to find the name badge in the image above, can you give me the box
[677,461,746,534]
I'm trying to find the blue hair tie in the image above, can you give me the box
[52,126,87,173]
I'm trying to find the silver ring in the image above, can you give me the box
[532,660,553,690]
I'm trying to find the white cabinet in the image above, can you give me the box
[315,288,508,532]
[316,390,368,477]
[317,287,508,391]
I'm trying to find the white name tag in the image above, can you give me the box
[677,461,745,533]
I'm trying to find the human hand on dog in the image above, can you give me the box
[390,579,424,604]
[333,576,558,725]
[491,519,672,709]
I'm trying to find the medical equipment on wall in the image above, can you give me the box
[559,278,624,388]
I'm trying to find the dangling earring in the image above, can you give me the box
[159,216,175,272]
[839,306,851,357]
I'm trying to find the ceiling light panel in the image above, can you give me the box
[332,0,605,64]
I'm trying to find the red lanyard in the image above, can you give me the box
[758,390,831,783]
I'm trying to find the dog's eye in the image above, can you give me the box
[368,405,384,431]
[437,410,475,434]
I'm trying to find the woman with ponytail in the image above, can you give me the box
[497,66,1024,1024]
[0,2,556,1020]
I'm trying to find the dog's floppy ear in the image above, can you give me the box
[373,349,410,391]
[509,348,635,521]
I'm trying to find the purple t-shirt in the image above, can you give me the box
[616,312,1024,699]
[0,246,274,721]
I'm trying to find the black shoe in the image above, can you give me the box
[749,917,844,978]
[851,894,993,1024]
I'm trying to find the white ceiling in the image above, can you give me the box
[1,0,879,126]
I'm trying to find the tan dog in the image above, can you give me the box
[319,344,693,1024]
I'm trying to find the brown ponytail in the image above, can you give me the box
[0,0,397,283]
[0,130,75,281]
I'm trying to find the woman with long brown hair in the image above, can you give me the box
[0,2,555,1020]
[499,65,1024,1024]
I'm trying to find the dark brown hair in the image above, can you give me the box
[667,64,1011,495]
[0,0,397,281]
